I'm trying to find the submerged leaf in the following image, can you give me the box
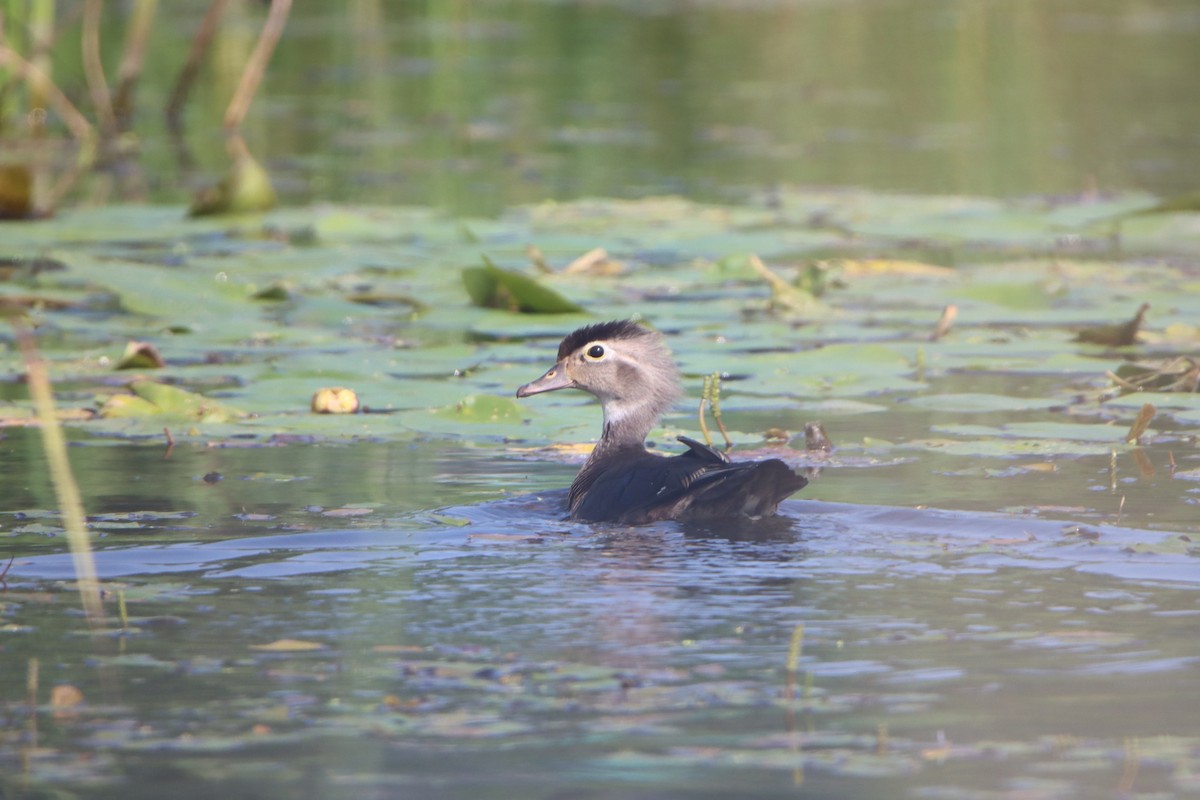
[462,257,584,313]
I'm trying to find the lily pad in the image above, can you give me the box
[432,394,526,423]
[100,380,244,423]
[462,257,585,313]
[903,393,1060,413]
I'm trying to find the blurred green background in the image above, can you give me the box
[11,0,1200,215]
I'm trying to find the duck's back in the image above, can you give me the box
[569,437,807,524]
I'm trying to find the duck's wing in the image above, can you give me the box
[675,435,731,464]
[568,448,716,523]
[570,441,806,524]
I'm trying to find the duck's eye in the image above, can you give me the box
[585,344,606,360]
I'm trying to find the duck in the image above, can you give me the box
[516,319,807,524]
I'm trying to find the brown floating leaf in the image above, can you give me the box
[930,304,958,342]
[1125,402,1156,444]
[311,387,359,414]
[563,247,622,275]
[116,340,166,370]
[1075,302,1149,346]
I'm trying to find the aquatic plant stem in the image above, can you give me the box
[0,45,95,143]
[24,658,38,776]
[81,0,117,138]
[708,372,732,449]
[112,0,158,128]
[166,0,230,130]
[698,375,713,447]
[15,323,103,626]
[223,0,292,131]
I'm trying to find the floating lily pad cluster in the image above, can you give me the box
[1,191,1198,524]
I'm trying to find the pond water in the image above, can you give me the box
[3,191,1200,796]
[3,424,1199,799]
[66,0,1200,214]
[3,0,1200,793]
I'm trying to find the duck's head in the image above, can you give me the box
[516,319,681,437]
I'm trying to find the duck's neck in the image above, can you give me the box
[590,398,661,459]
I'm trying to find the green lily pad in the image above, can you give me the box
[100,380,244,423]
[935,421,1148,443]
[463,257,584,313]
[904,393,1060,413]
[432,394,525,423]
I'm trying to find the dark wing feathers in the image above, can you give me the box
[675,435,730,464]
[569,443,806,524]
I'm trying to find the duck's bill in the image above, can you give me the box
[516,363,574,397]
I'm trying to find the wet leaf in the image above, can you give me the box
[100,380,244,423]
[115,340,166,370]
[433,394,525,423]
[462,256,584,313]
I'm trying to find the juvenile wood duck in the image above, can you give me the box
[516,320,807,524]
